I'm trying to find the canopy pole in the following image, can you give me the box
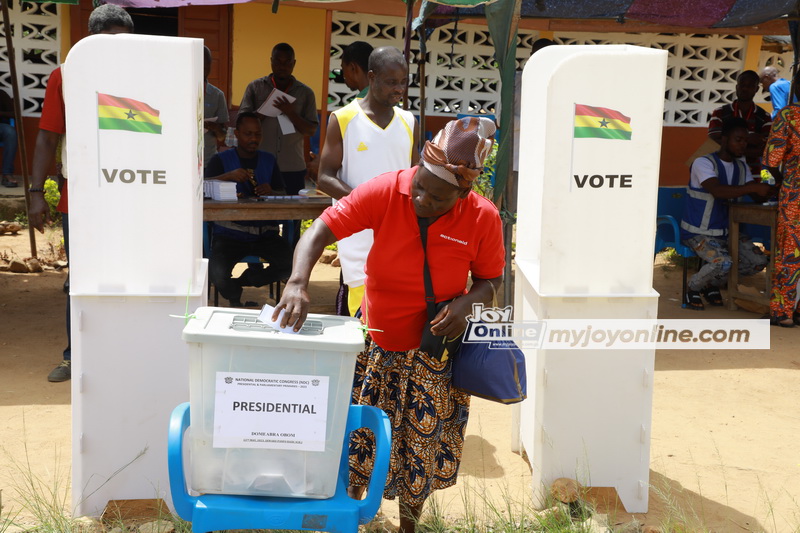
[402,0,416,110]
[1,0,36,258]
[418,23,427,148]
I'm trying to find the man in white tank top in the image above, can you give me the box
[319,47,419,316]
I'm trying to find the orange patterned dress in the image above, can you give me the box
[348,338,470,507]
[763,104,800,321]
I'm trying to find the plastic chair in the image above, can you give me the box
[202,222,284,305]
[654,187,697,306]
[168,402,391,533]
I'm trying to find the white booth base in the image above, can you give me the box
[514,260,658,514]
[71,284,206,516]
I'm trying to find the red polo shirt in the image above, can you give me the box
[320,166,505,351]
[39,66,68,214]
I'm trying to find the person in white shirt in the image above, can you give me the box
[318,46,419,316]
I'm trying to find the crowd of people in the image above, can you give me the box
[679,67,800,329]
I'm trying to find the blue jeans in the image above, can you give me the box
[683,234,767,292]
[0,123,17,175]
[63,213,71,361]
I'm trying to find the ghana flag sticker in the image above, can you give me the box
[574,104,631,141]
[98,93,162,135]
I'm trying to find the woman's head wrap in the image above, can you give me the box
[421,116,497,189]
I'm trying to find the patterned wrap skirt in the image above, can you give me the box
[348,338,471,507]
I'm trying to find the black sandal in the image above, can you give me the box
[702,287,724,306]
[1,175,18,188]
[683,290,704,310]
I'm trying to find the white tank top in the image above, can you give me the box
[333,99,415,287]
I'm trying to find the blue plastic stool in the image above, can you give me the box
[168,402,391,533]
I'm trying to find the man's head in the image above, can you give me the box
[367,46,407,108]
[88,4,134,36]
[235,112,262,156]
[204,46,212,81]
[719,117,748,159]
[413,116,496,218]
[271,43,296,82]
[735,70,759,103]
[531,38,555,55]
[341,41,373,92]
[759,66,780,92]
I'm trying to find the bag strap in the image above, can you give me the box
[417,216,437,321]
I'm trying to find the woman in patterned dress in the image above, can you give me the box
[763,79,800,326]
[274,117,505,532]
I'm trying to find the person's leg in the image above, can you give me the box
[769,223,799,325]
[399,498,425,533]
[683,235,732,308]
[48,213,71,382]
[209,235,248,305]
[0,123,18,184]
[245,231,293,287]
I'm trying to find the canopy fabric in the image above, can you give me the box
[422,0,799,28]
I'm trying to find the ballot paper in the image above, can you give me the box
[277,113,296,135]
[258,303,299,334]
[257,88,296,117]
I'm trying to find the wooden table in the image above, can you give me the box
[203,196,332,221]
[727,202,778,310]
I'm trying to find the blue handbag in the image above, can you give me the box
[451,334,527,404]
[417,216,527,404]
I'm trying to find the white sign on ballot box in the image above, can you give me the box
[64,34,207,516]
[213,371,330,451]
[513,45,667,514]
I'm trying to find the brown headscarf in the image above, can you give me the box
[421,116,497,189]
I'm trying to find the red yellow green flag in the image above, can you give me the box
[97,93,162,134]
[574,104,631,140]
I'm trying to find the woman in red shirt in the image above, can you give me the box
[274,117,505,533]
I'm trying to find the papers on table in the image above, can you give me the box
[204,179,237,201]
[299,188,330,198]
[259,195,304,200]
[257,88,297,135]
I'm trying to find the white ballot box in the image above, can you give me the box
[514,45,667,513]
[182,308,365,499]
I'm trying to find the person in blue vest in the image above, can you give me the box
[205,111,292,307]
[680,117,776,310]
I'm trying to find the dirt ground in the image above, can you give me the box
[1,227,799,532]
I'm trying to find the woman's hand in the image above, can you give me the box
[429,297,474,339]
[272,280,310,332]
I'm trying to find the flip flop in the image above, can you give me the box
[2,175,19,188]
[683,289,704,310]
[702,287,724,306]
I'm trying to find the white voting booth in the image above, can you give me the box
[513,45,667,513]
[64,35,207,516]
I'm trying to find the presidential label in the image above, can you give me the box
[212,371,330,451]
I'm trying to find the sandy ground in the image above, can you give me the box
[1,227,800,532]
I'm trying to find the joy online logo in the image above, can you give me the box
[464,303,544,348]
